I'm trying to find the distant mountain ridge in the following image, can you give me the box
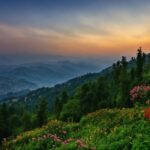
[2,54,137,108]
[2,73,100,107]
[0,54,131,106]
[0,76,37,96]
[0,59,109,100]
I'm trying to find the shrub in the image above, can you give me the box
[60,99,81,122]
[130,85,150,104]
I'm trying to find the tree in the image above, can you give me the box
[60,91,69,104]
[136,47,145,81]
[22,111,32,131]
[76,83,91,114]
[0,104,11,143]
[54,91,69,119]
[119,56,131,107]
[54,97,62,119]
[112,61,122,85]
[10,114,21,134]
[60,99,81,122]
[95,77,110,108]
[121,56,127,69]
[36,99,48,127]
[148,54,150,64]
[130,67,135,81]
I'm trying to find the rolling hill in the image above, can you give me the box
[0,59,109,100]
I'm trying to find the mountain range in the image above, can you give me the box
[0,58,112,100]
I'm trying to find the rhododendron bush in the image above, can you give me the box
[130,85,150,104]
[2,108,150,150]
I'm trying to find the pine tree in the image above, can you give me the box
[118,56,131,107]
[130,67,135,81]
[54,97,62,119]
[60,91,68,104]
[136,47,144,81]
[22,111,32,131]
[0,104,11,142]
[36,99,48,127]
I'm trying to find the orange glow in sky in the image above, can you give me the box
[0,1,150,57]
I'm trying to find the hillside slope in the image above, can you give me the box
[4,72,102,110]
[3,107,150,150]
[2,53,141,108]
[0,59,107,99]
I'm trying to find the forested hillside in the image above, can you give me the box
[0,48,150,149]
[54,48,150,122]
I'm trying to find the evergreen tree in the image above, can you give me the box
[148,54,150,63]
[130,67,135,81]
[36,99,48,127]
[60,91,69,104]
[10,114,21,135]
[77,83,90,114]
[60,99,81,122]
[0,104,11,142]
[136,47,144,81]
[54,91,69,119]
[22,111,32,131]
[95,77,110,108]
[54,97,62,119]
[121,56,127,69]
[118,56,131,107]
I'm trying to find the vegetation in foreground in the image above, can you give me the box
[2,107,150,150]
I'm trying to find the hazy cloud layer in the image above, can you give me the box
[0,0,150,57]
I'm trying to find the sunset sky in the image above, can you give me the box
[0,0,150,58]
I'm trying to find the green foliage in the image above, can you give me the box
[0,98,50,144]
[36,99,48,127]
[3,107,150,150]
[0,104,11,142]
[51,48,150,121]
[21,111,32,131]
[54,91,69,119]
[60,99,81,122]
[136,47,145,81]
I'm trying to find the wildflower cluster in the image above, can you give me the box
[76,139,88,149]
[30,131,94,149]
[32,133,62,143]
[30,131,74,145]
[130,85,150,103]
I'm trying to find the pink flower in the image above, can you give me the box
[62,130,67,134]
[76,139,87,148]
[130,85,150,102]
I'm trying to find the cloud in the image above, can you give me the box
[1,1,150,57]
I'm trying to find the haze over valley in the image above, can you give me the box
[0,54,115,99]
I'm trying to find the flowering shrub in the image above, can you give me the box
[130,85,150,103]
[30,132,90,149]
[4,119,94,150]
[144,107,150,121]
[76,139,88,149]
[3,108,150,150]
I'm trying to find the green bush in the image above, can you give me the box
[60,99,81,122]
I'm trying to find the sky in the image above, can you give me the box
[0,0,150,58]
